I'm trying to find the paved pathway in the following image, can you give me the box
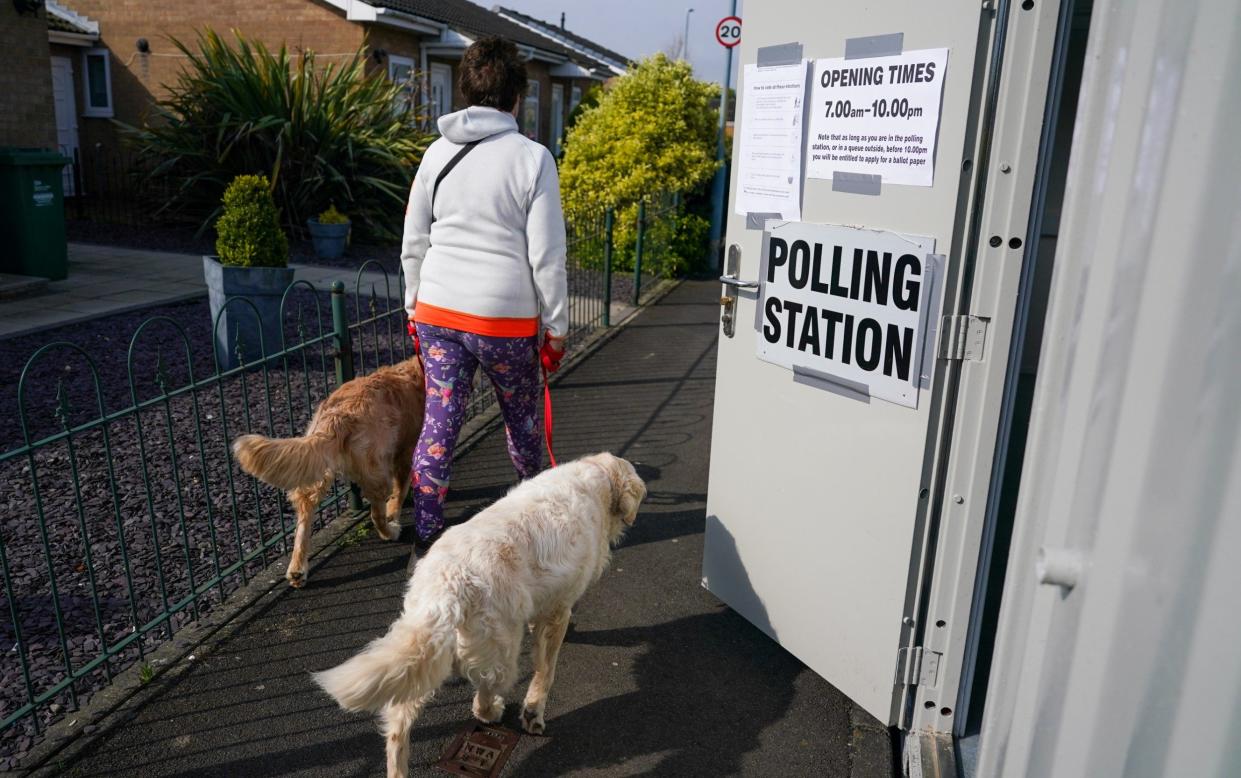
[0,244,635,340]
[0,244,395,340]
[56,281,895,777]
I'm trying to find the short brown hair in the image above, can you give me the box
[459,37,527,111]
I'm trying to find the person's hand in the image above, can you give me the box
[540,333,565,373]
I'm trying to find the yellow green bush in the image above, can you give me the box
[559,55,719,275]
[215,174,288,268]
[315,204,349,225]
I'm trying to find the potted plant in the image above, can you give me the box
[203,174,295,370]
[307,203,351,260]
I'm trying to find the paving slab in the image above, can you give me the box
[0,244,396,340]
[54,281,896,778]
[0,274,47,300]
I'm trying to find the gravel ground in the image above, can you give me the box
[0,289,411,769]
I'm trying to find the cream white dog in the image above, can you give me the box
[313,452,647,778]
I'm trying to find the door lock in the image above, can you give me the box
[720,295,736,336]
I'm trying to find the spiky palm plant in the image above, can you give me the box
[123,30,432,241]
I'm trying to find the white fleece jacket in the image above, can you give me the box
[401,107,569,338]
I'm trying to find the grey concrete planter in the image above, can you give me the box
[203,256,296,370]
[307,219,350,260]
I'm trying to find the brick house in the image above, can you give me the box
[368,0,623,155]
[1,2,57,151]
[45,0,624,167]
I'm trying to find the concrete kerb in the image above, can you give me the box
[8,276,683,777]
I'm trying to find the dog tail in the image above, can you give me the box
[313,612,456,713]
[232,433,329,492]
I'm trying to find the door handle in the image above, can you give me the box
[719,244,754,339]
[719,274,759,290]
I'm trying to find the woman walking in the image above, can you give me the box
[401,37,567,545]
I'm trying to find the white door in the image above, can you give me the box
[429,63,452,122]
[550,83,565,156]
[704,1,1004,724]
[50,56,79,196]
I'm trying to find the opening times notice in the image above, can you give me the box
[806,48,949,187]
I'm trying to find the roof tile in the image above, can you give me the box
[494,6,632,68]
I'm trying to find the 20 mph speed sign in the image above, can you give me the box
[715,16,741,48]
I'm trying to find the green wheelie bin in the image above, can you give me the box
[0,147,71,281]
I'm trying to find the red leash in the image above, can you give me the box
[541,364,557,468]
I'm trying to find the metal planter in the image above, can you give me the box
[202,256,296,370]
[307,219,350,260]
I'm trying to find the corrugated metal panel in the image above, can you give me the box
[977,0,1241,774]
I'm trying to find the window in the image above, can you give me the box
[550,83,565,156]
[81,48,113,118]
[388,55,417,118]
[429,63,452,122]
[570,85,583,113]
[522,79,540,142]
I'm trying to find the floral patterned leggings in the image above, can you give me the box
[411,323,543,540]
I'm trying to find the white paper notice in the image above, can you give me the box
[805,48,949,187]
[733,61,808,221]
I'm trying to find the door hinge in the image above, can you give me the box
[895,646,942,688]
[938,315,989,361]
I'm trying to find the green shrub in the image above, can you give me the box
[215,174,288,268]
[315,204,349,225]
[669,212,711,275]
[122,30,432,241]
[559,55,719,276]
[567,198,711,278]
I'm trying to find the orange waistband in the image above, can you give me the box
[412,302,539,337]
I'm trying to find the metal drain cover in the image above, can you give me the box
[435,722,520,777]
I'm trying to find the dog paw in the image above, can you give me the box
[472,694,504,723]
[520,706,545,735]
[286,570,306,588]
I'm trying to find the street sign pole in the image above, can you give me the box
[707,4,739,272]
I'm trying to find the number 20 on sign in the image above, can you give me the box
[716,16,741,48]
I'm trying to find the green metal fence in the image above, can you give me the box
[0,193,687,763]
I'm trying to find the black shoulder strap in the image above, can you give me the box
[430,139,482,222]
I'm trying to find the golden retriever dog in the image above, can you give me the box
[232,357,425,588]
[313,452,647,778]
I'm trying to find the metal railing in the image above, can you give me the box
[62,143,178,228]
[0,193,688,763]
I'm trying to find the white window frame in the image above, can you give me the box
[523,79,540,141]
[80,48,114,118]
[570,84,583,113]
[387,55,417,118]
[550,83,565,156]
[387,54,416,82]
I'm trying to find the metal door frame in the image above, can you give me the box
[899,0,1077,750]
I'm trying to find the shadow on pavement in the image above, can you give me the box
[57,281,891,778]
[511,609,803,778]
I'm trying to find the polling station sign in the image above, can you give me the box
[806,48,949,187]
[757,222,937,408]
